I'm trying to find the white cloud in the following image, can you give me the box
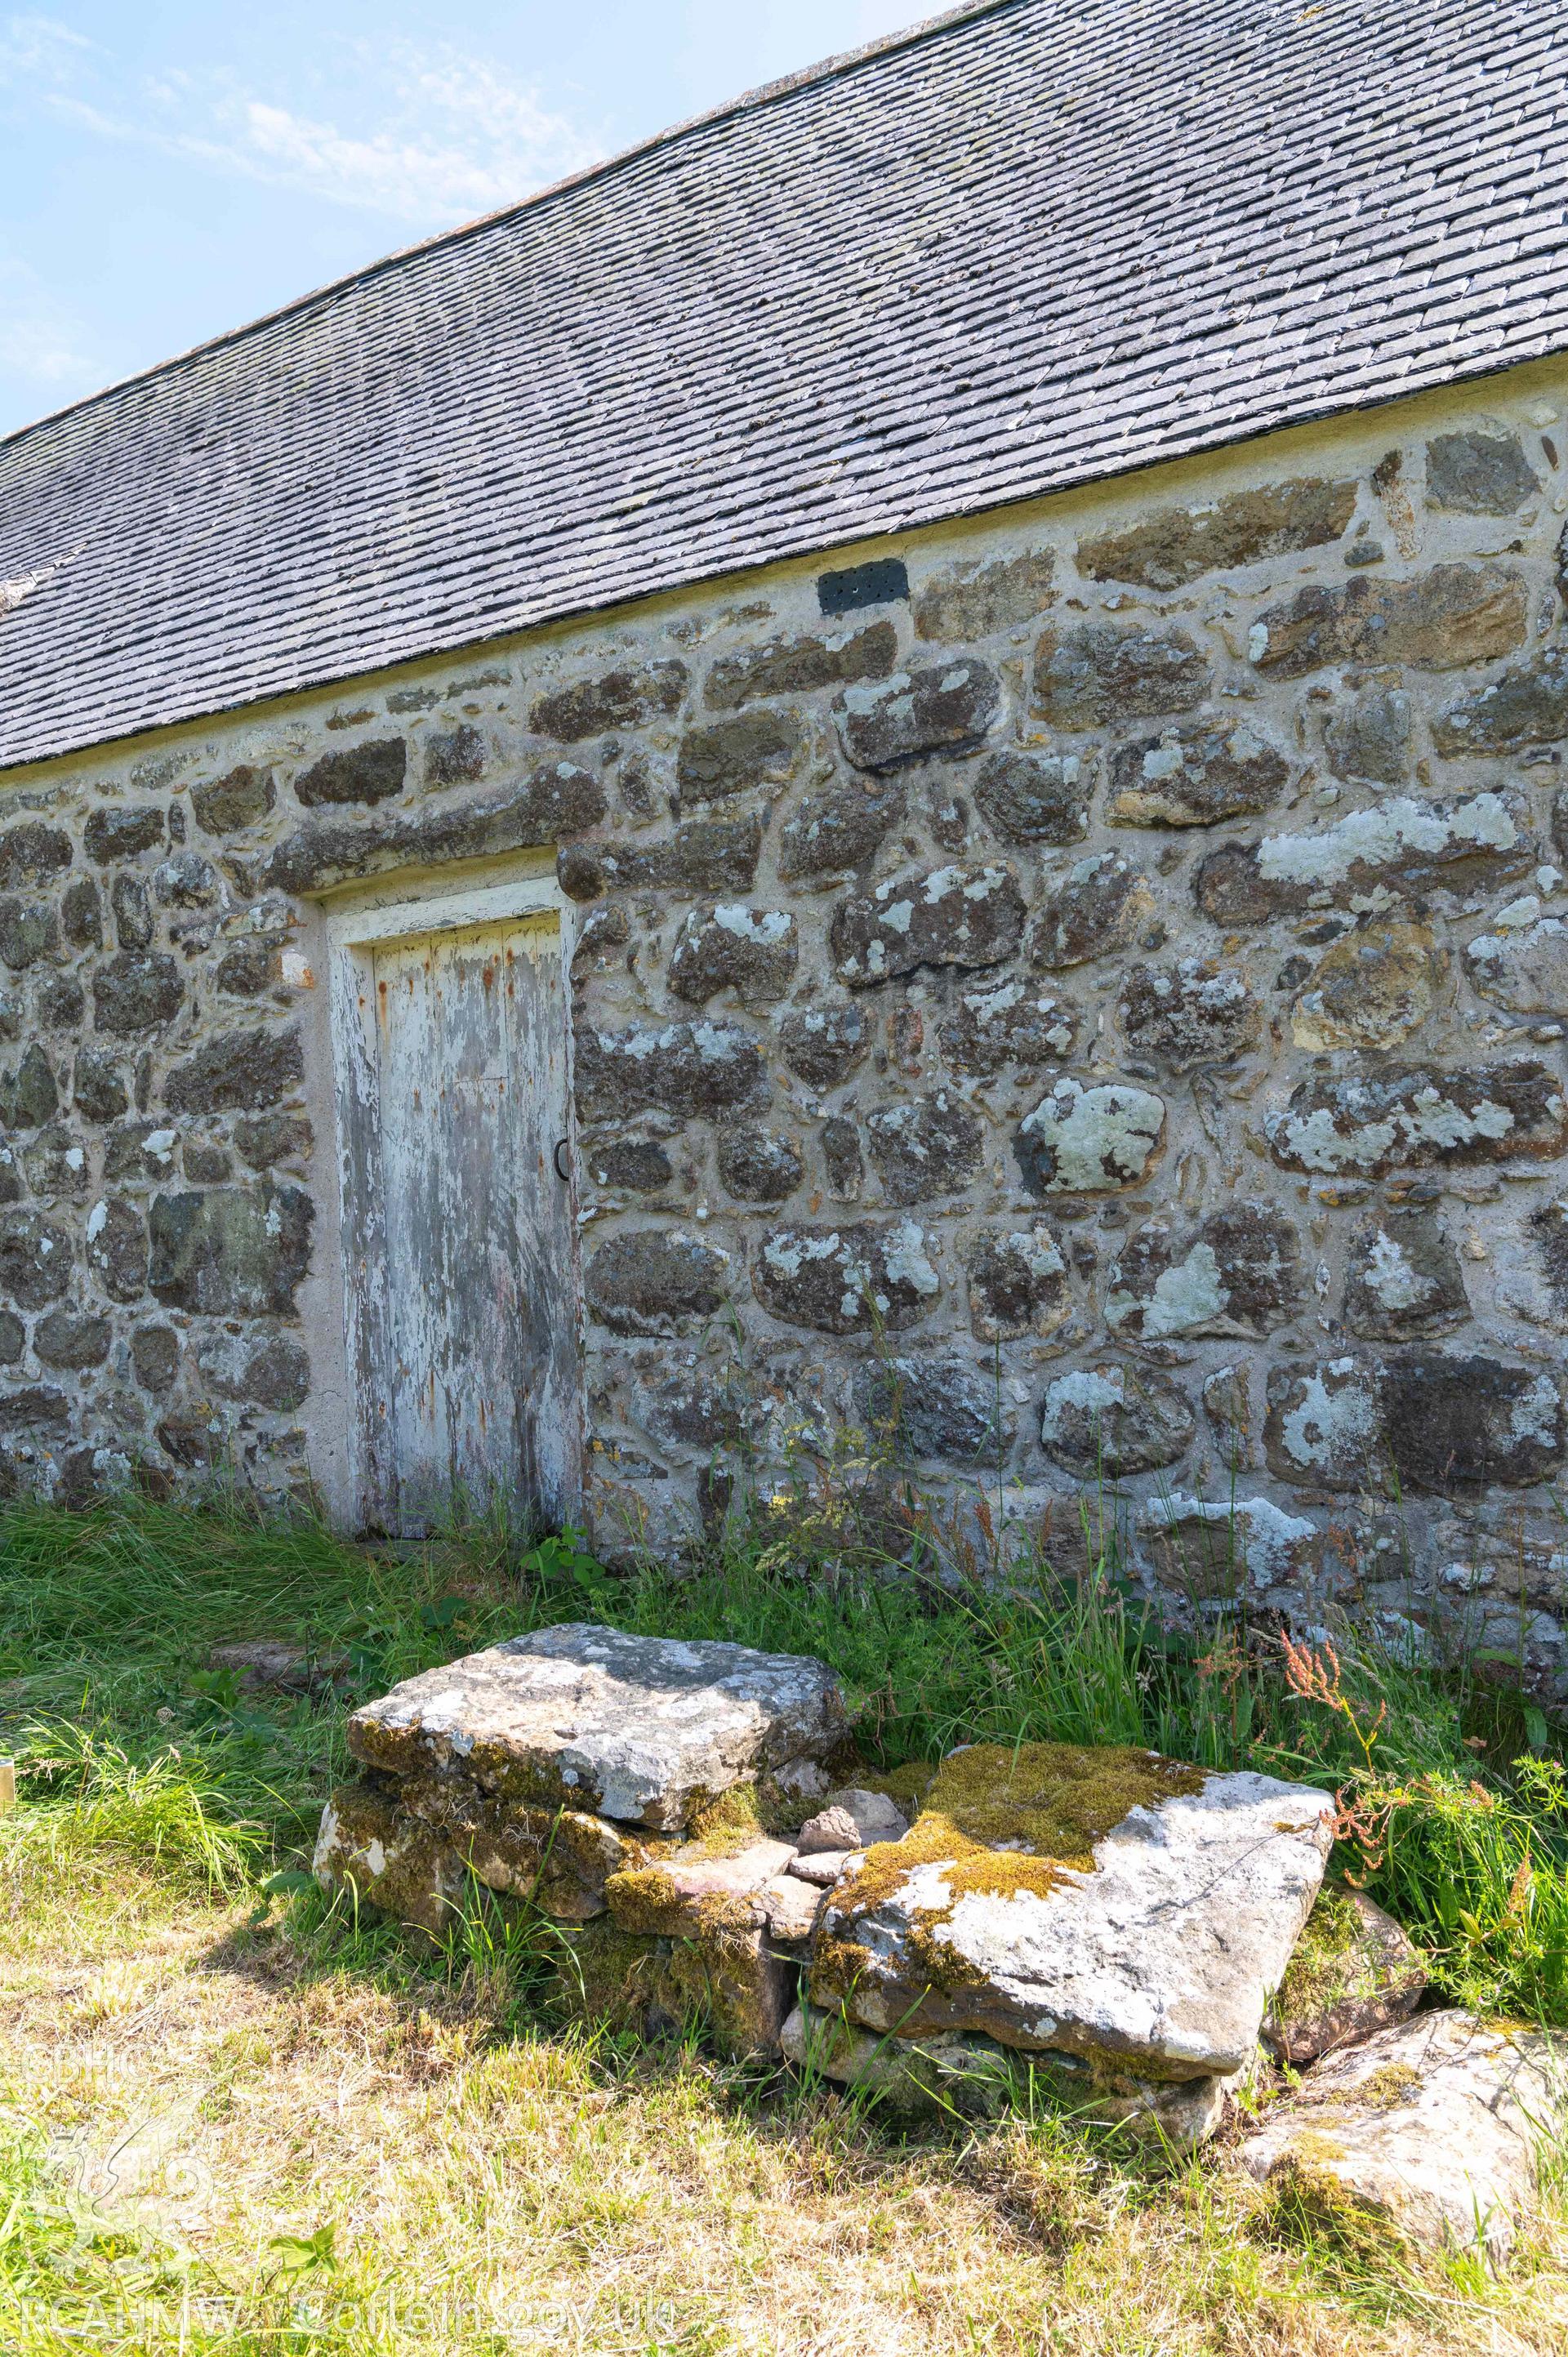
[0,12,88,78]
[0,313,84,383]
[0,259,94,394]
[0,20,605,229]
[231,62,600,221]
[0,310,85,384]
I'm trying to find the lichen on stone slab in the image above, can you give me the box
[346,1622,849,1832]
[1242,2007,1566,2259]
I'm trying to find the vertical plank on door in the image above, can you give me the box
[368,909,579,1535]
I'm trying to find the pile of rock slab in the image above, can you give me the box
[315,1623,858,2055]
[315,1624,1564,2253]
[797,1735,1337,2148]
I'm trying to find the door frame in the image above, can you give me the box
[325,869,579,1531]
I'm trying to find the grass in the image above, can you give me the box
[0,1480,1564,2351]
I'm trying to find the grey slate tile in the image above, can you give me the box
[2,0,1567,771]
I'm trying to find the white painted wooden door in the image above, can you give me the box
[366,910,580,1535]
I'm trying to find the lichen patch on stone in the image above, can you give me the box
[1015,1080,1166,1194]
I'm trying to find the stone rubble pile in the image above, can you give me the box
[316,1622,861,2052]
[317,1624,1564,2254]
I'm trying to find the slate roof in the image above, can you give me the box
[2,0,1568,772]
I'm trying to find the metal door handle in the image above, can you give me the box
[554,1138,571,1183]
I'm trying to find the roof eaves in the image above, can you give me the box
[10,319,1568,782]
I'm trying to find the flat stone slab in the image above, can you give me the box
[790,1848,855,1887]
[1242,2009,1564,2257]
[782,2000,1018,2120]
[314,1781,465,1936]
[210,1638,350,1694]
[605,1837,800,1935]
[347,1622,849,1832]
[811,1741,1334,2077]
[398,1775,675,1920]
[781,2001,1236,2143]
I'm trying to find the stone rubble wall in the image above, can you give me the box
[7,368,1568,1688]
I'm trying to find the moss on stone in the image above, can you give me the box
[600,1864,684,1932]
[931,1741,1206,1860]
[662,1922,795,2059]
[1269,1885,1425,2062]
[466,1749,610,1816]
[826,1742,1208,1998]
[754,1779,819,1837]
[403,1785,678,1919]
[1276,1887,1368,2016]
[1356,2061,1423,2111]
[1263,2148,1410,2267]
[549,1911,789,2058]
[820,1800,1066,1951]
[602,1863,768,1940]
[694,1891,767,1935]
[858,1759,941,1816]
[836,1741,1206,1917]
[684,1780,768,1855]
[544,1918,670,2034]
[318,1780,465,1938]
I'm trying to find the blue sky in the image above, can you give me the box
[0,2,924,439]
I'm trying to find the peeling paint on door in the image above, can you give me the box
[332,890,581,1536]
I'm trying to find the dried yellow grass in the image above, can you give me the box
[2,1854,1566,2356]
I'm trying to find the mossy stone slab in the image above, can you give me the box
[346,1622,849,1832]
[605,1837,799,1935]
[782,1999,1018,2120]
[548,1914,795,2060]
[313,1779,464,1936]
[1242,2009,1563,2258]
[782,1999,1239,2145]
[397,1774,675,1919]
[811,1741,1333,2078]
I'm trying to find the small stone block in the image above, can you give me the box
[662,1920,797,2059]
[798,1789,909,1851]
[762,1875,823,1943]
[789,1849,855,1887]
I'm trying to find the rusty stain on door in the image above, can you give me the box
[359,909,580,1535]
